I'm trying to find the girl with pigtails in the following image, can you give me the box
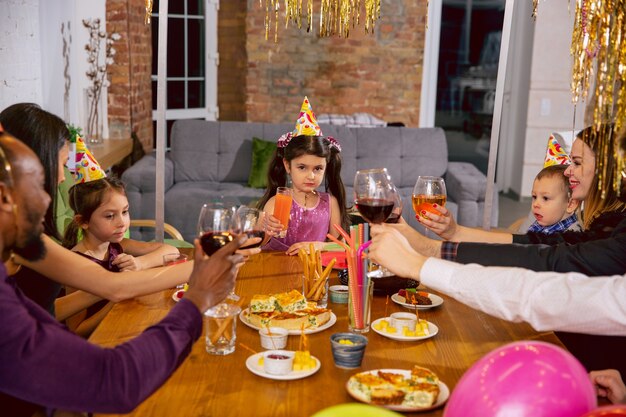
[257,97,349,255]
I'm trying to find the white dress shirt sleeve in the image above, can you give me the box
[420,258,626,336]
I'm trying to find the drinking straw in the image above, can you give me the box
[326,234,349,252]
[350,225,358,251]
[356,241,372,329]
[333,224,353,248]
[346,248,360,328]
[358,223,364,248]
[210,298,245,344]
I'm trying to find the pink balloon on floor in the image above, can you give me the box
[580,405,626,416]
[444,341,596,417]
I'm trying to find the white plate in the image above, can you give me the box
[371,318,439,342]
[391,292,444,309]
[171,289,186,302]
[239,308,337,335]
[347,368,449,412]
[245,352,321,380]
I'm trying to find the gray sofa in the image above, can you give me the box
[122,120,498,242]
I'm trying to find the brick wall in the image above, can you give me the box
[106,0,152,151]
[218,0,248,121]
[235,0,427,126]
[100,0,426,144]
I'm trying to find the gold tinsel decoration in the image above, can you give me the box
[569,0,626,196]
[145,0,153,25]
[262,0,381,40]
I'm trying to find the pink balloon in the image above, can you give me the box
[580,405,626,417]
[444,341,597,417]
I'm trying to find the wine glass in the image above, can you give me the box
[386,184,403,224]
[197,202,239,256]
[235,207,266,249]
[354,168,395,277]
[197,202,239,301]
[353,168,395,224]
[412,176,447,237]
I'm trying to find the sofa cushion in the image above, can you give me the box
[165,181,266,241]
[248,137,276,188]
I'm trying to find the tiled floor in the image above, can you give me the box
[498,192,531,229]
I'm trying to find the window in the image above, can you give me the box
[151,0,218,146]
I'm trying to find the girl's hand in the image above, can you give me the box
[285,241,325,256]
[416,204,457,240]
[112,253,142,271]
[264,214,285,237]
[590,369,626,404]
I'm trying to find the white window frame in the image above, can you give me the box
[151,0,218,125]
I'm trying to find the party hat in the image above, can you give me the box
[291,96,323,137]
[544,134,571,167]
[68,135,107,183]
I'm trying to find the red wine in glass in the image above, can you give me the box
[239,230,266,249]
[385,212,401,224]
[356,198,394,224]
[200,231,235,256]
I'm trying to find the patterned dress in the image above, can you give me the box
[263,192,331,251]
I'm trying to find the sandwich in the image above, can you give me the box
[250,294,277,313]
[274,289,307,312]
[348,368,440,408]
[245,290,331,330]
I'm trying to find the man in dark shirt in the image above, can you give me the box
[0,132,248,415]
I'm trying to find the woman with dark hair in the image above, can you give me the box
[0,103,197,317]
[0,103,69,242]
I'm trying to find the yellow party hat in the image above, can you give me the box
[544,134,571,167]
[70,136,107,183]
[291,96,323,137]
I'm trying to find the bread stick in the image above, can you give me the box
[306,272,326,299]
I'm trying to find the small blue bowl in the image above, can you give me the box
[329,285,349,304]
[330,333,368,369]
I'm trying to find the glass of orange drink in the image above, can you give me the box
[273,187,293,238]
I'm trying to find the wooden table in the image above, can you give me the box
[91,252,563,416]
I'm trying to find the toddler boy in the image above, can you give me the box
[527,164,581,233]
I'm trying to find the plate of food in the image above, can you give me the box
[346,366,449,412]
[321,251,347,269]
[371,318,439,342]
[246,351,320,380]
[240,289,336,335]
[391,289,443,310]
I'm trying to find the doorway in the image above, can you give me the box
[434,0,505,175]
